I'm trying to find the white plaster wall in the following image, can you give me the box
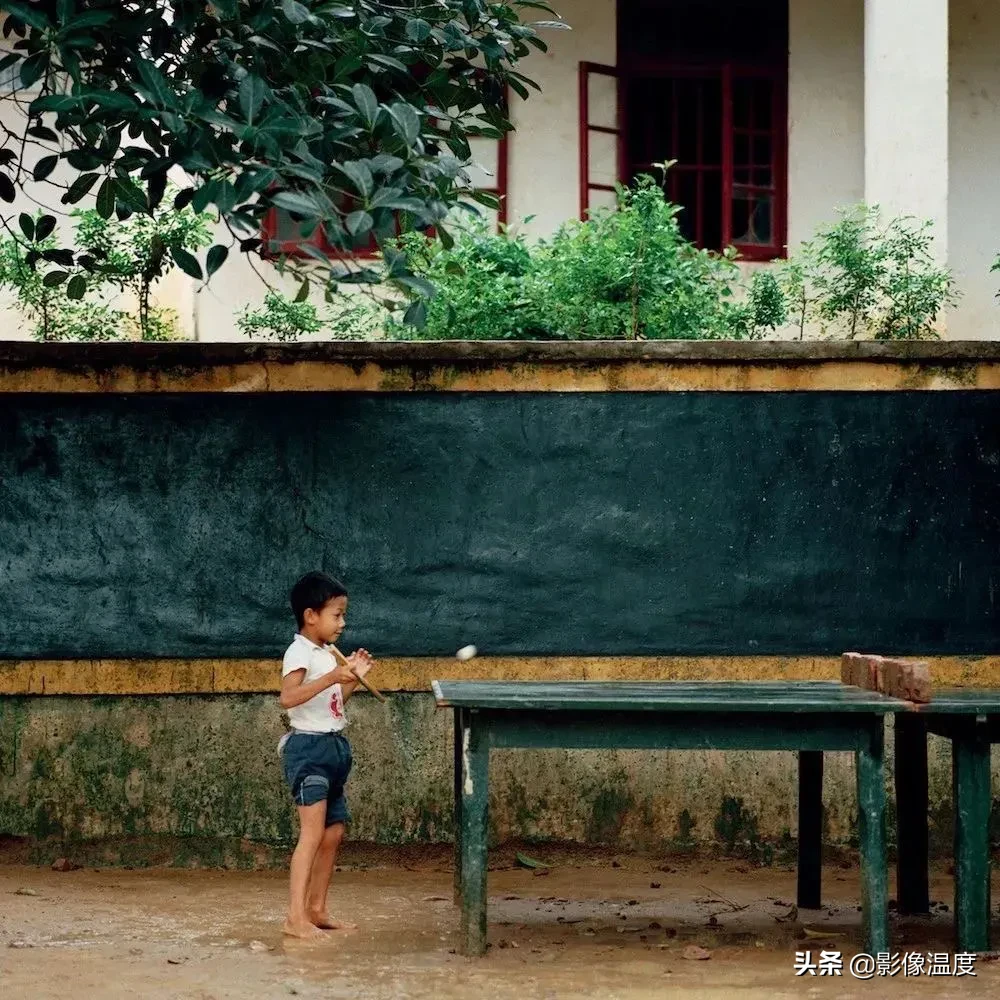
[949,0,1000,339]
[506,0,616,239]
[786,0,865,250]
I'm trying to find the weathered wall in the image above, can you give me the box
[3,389,1000,659]
[0,694,992,865]
[1,342,999,862]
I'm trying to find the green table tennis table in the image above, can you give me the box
[894,688,1000,952]
[433,679,904,957]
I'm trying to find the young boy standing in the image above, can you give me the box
[279,571,375,938]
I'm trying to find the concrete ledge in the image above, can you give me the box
[2,655,999,695]
[2,339,1000,392]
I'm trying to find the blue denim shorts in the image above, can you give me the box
[280,731,352,827]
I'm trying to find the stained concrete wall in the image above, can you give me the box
[0,695,991,865]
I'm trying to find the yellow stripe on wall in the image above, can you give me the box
[1,655,999,696]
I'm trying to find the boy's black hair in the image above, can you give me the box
[290,571,348,629]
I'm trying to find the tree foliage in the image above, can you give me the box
[0,0,553,302]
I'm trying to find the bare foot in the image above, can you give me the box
[308,911,357,931]
[283,917,324,939]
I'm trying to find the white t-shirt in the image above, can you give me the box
[281,633,347,734]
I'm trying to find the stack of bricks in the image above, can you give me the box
[841,652,932,703]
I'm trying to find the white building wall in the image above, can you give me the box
[786,0,865,250]
[949,0,1000,339]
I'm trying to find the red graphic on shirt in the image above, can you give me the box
[329,687,344,720]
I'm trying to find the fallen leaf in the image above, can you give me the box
[422,895,449,902]
[248,940,270,952]
[802,927,844,940]
[51,858,78,872]
[650,882,661,889]
[515,852,549,870]
[682,945,711,961]
[12,888,39,897]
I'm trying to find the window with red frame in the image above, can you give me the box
[580,0,788,261]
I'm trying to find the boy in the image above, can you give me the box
[278,571,375,939]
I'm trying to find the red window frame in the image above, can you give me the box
[579,60,787,261]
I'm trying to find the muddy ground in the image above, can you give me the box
[1,848,998,999]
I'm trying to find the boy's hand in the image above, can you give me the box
[347,648,375,679]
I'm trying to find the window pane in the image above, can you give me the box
[588,72,618,131]
[752,165,773,187]
[701,81,723,164]
[587,187,618,214]
[676,79,699,163]
[734,132,750,167]
[733,81,751,129]
[753,134,772,168]
[731,192,773,247]
[589,130,619,187]
[702,171,723,251]
[753,79,773,130]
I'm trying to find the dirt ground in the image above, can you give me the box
[1,849,998,999]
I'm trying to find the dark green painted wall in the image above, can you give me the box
[1,391,999,658]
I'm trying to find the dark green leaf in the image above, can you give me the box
[338,161,373,198]
[351,83,378,127]
[436,222,454,251]
[206,244,228,277]
[271,190,321,218]
[26,123,58,142]
[402,299,427,328]
[64,10,115,31]
[345,210,372,236]
[66,274,87,300]
[0,173,13,203]
[43,270,68,287]
[134,58,177,110]
[96,178,116,219]
[32,154,59,182]
[389,103,420,146]
[397,273,436,299]
[63,172,99,204]
[172,247,203,280]
[19,214,34,240]
[239,74,268,124]
[20,52,48,89]
[5,1,50,31]
[366,54,408,74]
[35,215,55,241]
[295,279,310,303]
[174,188,195,211]
[115,178,147,213]
[405,19,431,42]
[281,0,311,24]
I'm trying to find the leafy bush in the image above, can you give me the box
[386,220,545,340]
[0,201,211,341]
[779,206,955,340]
[237,289,382,342]
[532,177,750,340]
[388,175,773,340]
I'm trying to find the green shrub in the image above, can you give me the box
[532,176,748,340]
[782,205,955,340]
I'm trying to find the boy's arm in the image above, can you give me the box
[279,664,355,710]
